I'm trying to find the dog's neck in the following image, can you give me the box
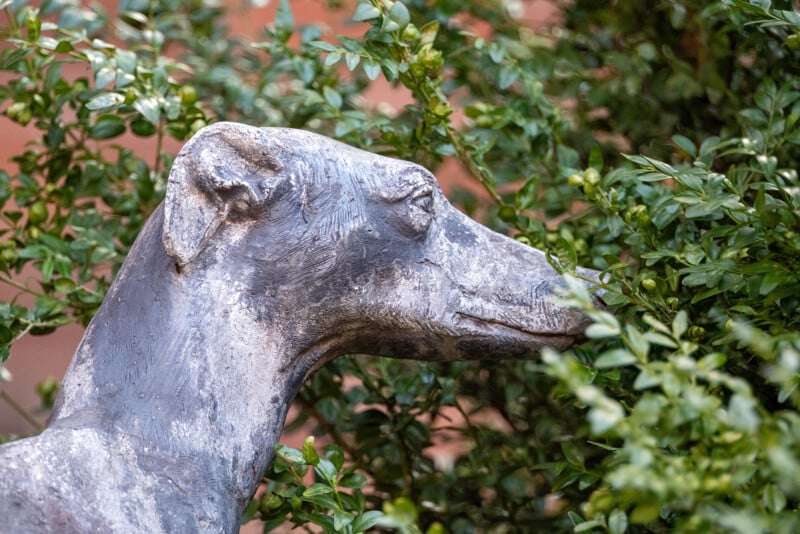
[48,205,317,529]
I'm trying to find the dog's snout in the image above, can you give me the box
[530,279,564,300]
[576,266,607,310]
[591,290,607,310]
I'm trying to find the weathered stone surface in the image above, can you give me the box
[0,123,602,533]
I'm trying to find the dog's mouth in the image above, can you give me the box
[455,311,579,341]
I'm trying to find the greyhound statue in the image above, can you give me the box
[0,123,602,532]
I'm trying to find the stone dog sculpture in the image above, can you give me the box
[0,123,602,532]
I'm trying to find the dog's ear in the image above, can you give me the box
[163,123,283,268]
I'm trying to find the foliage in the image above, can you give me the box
[549,0,800,162]
[0,0,208,360]
[246,437,384,532]
[0,0,799,533]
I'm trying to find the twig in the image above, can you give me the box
[444,124,505,206]
[0,273,49,299]
[154,119,165,177]
[0,389,44,432]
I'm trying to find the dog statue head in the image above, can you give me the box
[162,122,601,371]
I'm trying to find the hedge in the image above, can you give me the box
[0,1,798,532]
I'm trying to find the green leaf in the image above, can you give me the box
[644,332,677,348]
[33,295,65,319]
[275,443,305,464]
[418,20,439,45]
[626,326,650,359]
[55,40,74,54]
[131,118,157,137]
[301,483,332,498]
[363,58,381,80]
[0,325,12,347]
[608,509,628,534]
[86,92,124,110]
[95,66,115,89]
[310,40,337,52]
[488,43,505,63]
[324,52,342,67]
[54,256,72,278]
[740,107,768,126]
[89,115,125,140]
[588,144,604,170]
[553,237,577,272]
[759,269,785,296]
[574,518,605,532]
[325,444,345,471]
[762,484,787,513]
[498,65,519,90]
[594,349,638,368]
[18,245,50,259]
[345,52,360,71]
[40,255,54,283]
[381,60,400,81]
[339,472,367,489]
[353,1,380,22]
[672,134,697,157]
[115,49,137,74]
[557,144,579,168]
[323,86,342,110]
[387,1,410,30]
[561,441,585,468]
[672,310,688,338]
[588,399,624,434]
[294,58,315,84]
[630,504,660,524]
[352,511,384,532]
[119,10,149,25]
[585,323,620,339]
[333,510,355,531]
[115,70,135,88]
[567,511,585,526]
[633,369,660,390]
[300,492,339,509]
[698,353,726,371]
[314,458,338,482]
[134,95,161,124]
[275,0,294,34]
[53,278,76,293]
[728,393,759,432]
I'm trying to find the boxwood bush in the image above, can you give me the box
[0,0,798,532]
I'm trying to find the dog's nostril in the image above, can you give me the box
[591,290,607,309]
[531,280,563,300]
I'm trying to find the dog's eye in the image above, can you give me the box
[406,188,434,235]
[411,189,434,213]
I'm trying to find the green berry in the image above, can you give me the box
[568,173,584,187]
[28,200,48,225]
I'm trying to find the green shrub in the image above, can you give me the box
[0,0,798,532]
